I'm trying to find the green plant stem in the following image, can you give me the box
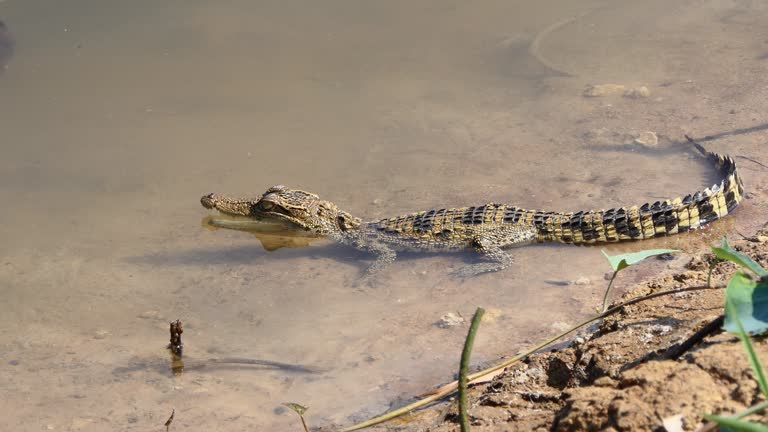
[737,400,768,419]
[459,308,485,432]
[727,301,768,397]
[698,400,768,432]
[602,270,619,312]
[340,284,722,432]
[707,258,721,288]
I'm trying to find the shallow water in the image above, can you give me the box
[1,0,767,430]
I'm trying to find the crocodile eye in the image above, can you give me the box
[257,200,276,211]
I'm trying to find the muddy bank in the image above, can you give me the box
[368,224,768,431]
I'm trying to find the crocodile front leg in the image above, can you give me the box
[336,231,397,280]
[361,241,397,276]
[452,224,537,278]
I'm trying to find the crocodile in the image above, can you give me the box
[200,139,743,278]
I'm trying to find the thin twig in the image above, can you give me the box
[736,155,768,170]
[459,308,485,432]
[528,12,589,77]
[164,409,175,432]
[340,284,723,432]
[602,270,619,312]
[664,315,724,360]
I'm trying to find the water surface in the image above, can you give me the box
[1,0,767,430]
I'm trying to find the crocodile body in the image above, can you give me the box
[201,140,743,277]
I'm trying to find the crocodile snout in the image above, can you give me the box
[200,193,217,209]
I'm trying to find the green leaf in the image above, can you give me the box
[726,301,768,397]
[283,402,308,416]
[724,271,768,335]
[601,249,679,272]
[713,237,768,278]
[703,414,768,432]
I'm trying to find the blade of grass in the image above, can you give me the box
[703,414,768,432]
[458,308,485,432]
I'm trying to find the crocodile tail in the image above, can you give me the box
[533,144,743,244]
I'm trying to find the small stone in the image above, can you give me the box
[583,84,626,97]
[623,86,650,98]
[633,131,658,148]
[138,310,162,320]
[745,192,756,199]
[572,276,591,285]
[371,198,382,205]
[755,235,768,243]
[481,308,503,322]
[436,312,464,328]
[649,324,672,335]
[93,329,110,340]
[593,376,616,387]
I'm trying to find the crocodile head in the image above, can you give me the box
[201,185,361,236]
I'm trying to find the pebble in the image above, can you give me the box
[582,128,634,146]
[481,308,503,322]
[583,84,626,97]
[138,310,162,320]
[633,131,658,148]
[582,84,650,98]
[93,329,110,340]
[436,312,464,328]
[755,235,768,243]
[572,276,591,285]
[623,86,651,98]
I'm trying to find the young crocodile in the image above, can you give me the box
[201,140,743,278]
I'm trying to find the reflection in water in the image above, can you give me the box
[112,355,325,377]
[202,215,319,251]
[0,20,13,72]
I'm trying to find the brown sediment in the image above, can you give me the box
[367,224,768,431]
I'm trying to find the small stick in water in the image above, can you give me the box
[164,409,175,432]
[168,320,184,374]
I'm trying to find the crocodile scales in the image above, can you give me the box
[201,140,743,278]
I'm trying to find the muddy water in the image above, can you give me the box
[0,20,12,71]
[1,0,767,430]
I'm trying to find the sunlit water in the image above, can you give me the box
[1,0,767,430]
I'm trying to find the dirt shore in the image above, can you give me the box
[370,223,768,431]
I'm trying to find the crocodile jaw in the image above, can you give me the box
[200,186,361,237]
[200,193,312,232]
